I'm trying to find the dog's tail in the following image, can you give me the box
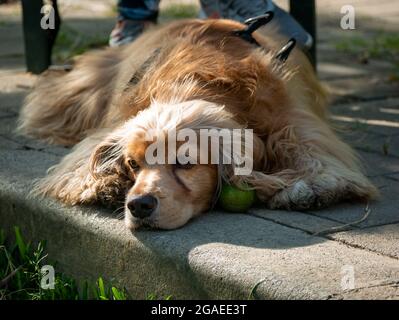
[17,48,124,146]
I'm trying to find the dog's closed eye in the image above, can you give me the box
[174,157,195,170]
[128,159,140,172]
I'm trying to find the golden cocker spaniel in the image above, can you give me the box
[18,18,377,230]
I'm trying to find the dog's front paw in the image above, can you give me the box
[268,180,316,210]
[267,173,341,210]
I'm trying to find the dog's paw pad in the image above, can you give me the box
[268,180,316,210]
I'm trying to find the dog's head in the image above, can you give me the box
[90,99,256,230]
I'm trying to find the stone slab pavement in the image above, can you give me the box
[0,0,398,299]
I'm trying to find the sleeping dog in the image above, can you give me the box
[18,16,377,230]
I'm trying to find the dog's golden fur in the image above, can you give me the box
[18,19,378,229]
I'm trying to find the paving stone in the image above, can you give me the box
[0,148,60,182]
[330,98,399,138]
[328,283,399,300]
[334,128,399,160]
[311,177,399,228]
[318,62,368,80]
[0,20,24,57]
[0,116,69,156]
[0,56,25,72]
[0,87,29,113]
[0,109,16,118]
[0,135,20,150]
[318,54,396,81]
[353,134,399,158]
[42,145,70,157]
[249,208,347,235]
[0,115,16,136]
[356,150,399,177]
[332,97,399,111]
[333,117,399,138]
[331,98,399,125]
[326,77,399,102]
[330,224,399,259]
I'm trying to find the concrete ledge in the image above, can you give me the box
[1,147,399,299]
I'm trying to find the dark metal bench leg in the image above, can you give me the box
[289,0,316,69]
[21,0,61,74]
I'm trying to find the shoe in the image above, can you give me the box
[265,4,313,50]
[109,19,155,47]
[199,0,313,51]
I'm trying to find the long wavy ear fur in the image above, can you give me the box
[32,129,132,205]
[219,131,288,198]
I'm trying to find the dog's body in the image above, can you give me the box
[18,19,377,229]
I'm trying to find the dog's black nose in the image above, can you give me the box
[127,195,158,219]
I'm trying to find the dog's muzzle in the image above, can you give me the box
[127,194,158,219]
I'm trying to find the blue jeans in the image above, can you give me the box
[116,0,312,50]
[117,0,160,21]
[117,0,274,22]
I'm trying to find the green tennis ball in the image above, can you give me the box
[218,183,256,213]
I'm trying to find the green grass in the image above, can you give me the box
[52,25,108,63]
[51,3,199,62]
[335,32,399,80]
[160,3,199,20]
[0,227,129,300]
[335,32,399,60]
[382,137,391,156]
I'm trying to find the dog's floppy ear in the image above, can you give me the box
[86,131,132,204]
[219,132,266,184]
[33,129,132,205]
[219,132,289,200]
[90,133,125,178]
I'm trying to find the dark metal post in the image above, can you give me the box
[21,0,61,74]
[289,0,316,69]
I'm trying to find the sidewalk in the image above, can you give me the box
[0,0,398,299]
